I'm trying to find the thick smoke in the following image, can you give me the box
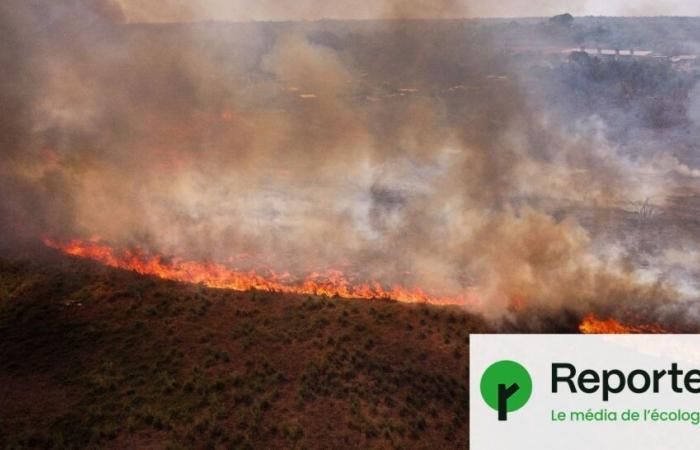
[2,1,696,323]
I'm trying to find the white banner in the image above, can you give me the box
[470,334,700,449]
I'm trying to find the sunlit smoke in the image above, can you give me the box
[1,0,698,326]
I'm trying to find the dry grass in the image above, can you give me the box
[0,250,490,449]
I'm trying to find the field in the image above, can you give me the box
[0,247,489,449]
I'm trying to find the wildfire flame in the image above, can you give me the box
[43,238,478,306]
[579,314,667,334]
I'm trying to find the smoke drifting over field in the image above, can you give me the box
[3,0,700,323]
[116,0,700,22]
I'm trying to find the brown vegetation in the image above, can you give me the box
[0,249,490,449]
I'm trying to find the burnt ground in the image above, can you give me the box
[0,247,492,449]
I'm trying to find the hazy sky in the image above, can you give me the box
[117,0,700,23]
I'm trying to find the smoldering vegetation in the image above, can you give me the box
[3,1,700,326]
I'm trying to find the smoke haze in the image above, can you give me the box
[116,0,700,22]
[5,0,700,325]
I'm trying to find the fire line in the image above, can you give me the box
[45,238,664,333]
[579,313,667,334]
[43,238,478,307]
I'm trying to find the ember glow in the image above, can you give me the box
[44,238,477,306]
[579,314,667,334]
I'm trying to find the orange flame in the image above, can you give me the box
[579,314,666,334]
[43,238,477,306]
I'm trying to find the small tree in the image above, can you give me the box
[550,13,574,28]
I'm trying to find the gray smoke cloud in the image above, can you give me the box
[3,0,697,325]
[115,0,700,22]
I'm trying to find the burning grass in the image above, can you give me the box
[578,314,668,334]
[43,238,479,307]
[44,238,682,336]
